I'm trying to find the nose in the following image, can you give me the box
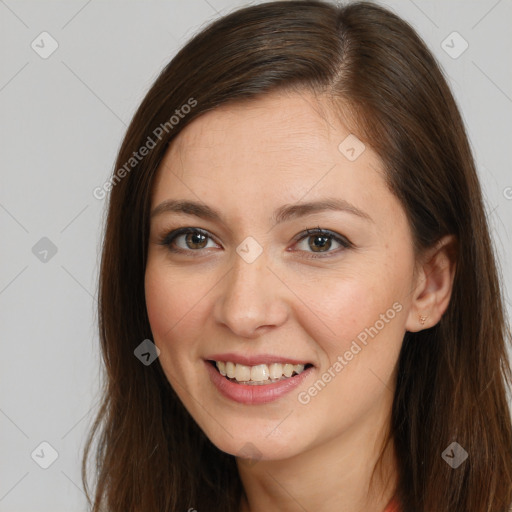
[213,247,289,338]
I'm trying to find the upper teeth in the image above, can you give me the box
[215,361,306,382]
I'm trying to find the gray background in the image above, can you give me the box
[1,0,511,510]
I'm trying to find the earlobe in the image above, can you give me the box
[405,235,457,332]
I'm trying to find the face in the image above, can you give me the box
[145,90,417,462]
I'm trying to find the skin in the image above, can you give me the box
[145,89,456,512]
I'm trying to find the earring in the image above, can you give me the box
[419,315,428,325]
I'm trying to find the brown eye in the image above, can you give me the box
[293,227,352,258]
[159,228,218,253]
[184,231,208,249]
[308,233,332,252]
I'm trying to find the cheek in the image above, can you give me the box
[296,273,405,426]
[294,256,409,387]
[144,266,198,363]
[144,266,206,396]
[144,264,204,340]
[301,270,394,352]
[144,263,222,379]
[144,268,173,339]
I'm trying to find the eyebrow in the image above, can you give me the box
[150,198,373,224]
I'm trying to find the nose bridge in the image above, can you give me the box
[214,244,287,337]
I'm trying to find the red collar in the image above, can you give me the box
[383,496,400,512]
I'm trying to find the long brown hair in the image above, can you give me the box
[82,1,512,510]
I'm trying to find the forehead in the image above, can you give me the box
[151,90,399,230]
[173,91,337,157]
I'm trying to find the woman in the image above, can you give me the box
[82,1,512,511]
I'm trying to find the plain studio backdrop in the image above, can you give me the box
[1,0,511,510]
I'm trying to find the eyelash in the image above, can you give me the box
[157,226,353,259]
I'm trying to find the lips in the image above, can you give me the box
[204,355,315,404]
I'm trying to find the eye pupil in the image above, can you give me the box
[309,235,331,252]
[186,232,208,249]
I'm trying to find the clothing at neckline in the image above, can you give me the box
[383,496,400,512]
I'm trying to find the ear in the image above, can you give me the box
[405,234,457,332]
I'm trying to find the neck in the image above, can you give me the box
[237,405,398,512]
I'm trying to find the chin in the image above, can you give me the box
[197,416,308,463]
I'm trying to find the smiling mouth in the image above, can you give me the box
[208,360,314,386]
